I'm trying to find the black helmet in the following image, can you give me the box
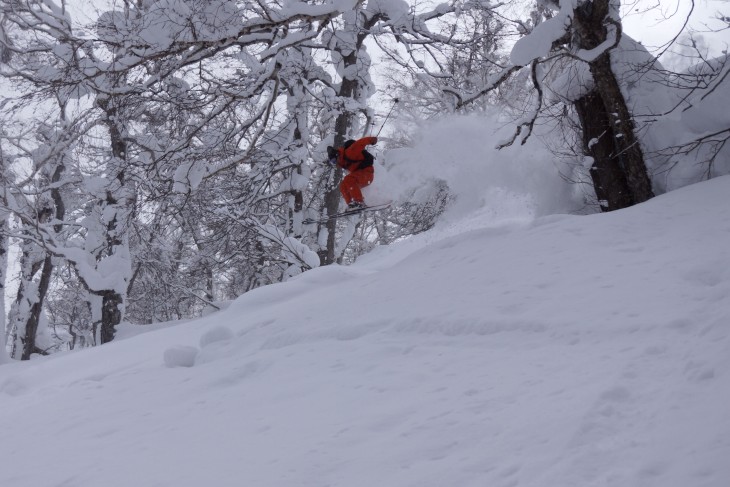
[344,139,355,149]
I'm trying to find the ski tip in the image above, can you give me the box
[303,201,393,225]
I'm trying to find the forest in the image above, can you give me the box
[0,0,728,360]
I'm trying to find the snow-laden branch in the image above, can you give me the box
[260,224,319,269]
[443,65,522,108]
[4,205,129,295]
[510,1,573,66]
[496,60,544,149]
[573,18,621,63]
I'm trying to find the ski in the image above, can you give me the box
[303,201,392,225]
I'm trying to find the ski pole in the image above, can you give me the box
[376,98,399,137]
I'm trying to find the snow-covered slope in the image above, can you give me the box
[2,176,729,487]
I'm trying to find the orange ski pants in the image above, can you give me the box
[340,166,374,205]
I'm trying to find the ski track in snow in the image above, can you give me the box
[1,177,730,487]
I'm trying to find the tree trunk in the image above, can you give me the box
[17,255,53,360]
[589,54,654,204]
[574,91,633,211]
[319,11,378,265]
[319,91,355,263]
[572,0,654,209]
[100,291,123,344]
[95,195,127,345]
[10,241,44,359]
[95,95,131,344]
[0,216,8,363]
[287,79,307,241]
[0,147,10,362]
[18,160,65,359]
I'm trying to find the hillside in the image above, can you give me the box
[1,175,729,487]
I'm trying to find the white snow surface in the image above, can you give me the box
[2,166,730,485]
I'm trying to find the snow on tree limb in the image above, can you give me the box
[510,4,572,66]
[443,65,523,108]
[573,18,621,63]
[496,60,544,149]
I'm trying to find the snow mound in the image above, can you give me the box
[163,345,199,368]
[199,326,235,348]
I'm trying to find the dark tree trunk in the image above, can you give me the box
[19,162,65,359]
[319,51,358,265]
[96,206,125,344]
[100,291,123,344]
[18,255,53,360]
[0,218,7,362]
[572,0,654,209]
[589,54,654,204]
[574,91,633,211]
[96,95,128,344]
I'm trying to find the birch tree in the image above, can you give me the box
[6,115,68,358]
[0,142,10,362]
[0,0,78,356]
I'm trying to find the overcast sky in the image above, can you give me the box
[622,0,730,66]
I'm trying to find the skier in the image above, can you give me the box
[327,136,378,210]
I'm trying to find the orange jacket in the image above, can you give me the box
[337,136,377,172]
